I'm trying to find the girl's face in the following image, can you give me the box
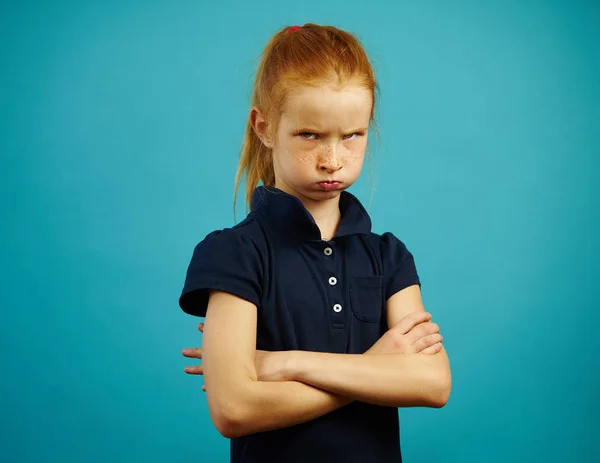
[265,83,372,205]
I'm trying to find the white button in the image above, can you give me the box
[328,277,337,286]
[324,247,333,256]
[333,304,342,313]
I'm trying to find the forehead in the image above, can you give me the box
[281,83,372,128]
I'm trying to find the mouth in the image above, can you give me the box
[316,180,343,191]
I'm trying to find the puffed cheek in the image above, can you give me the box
[294,153,315,163]
[346,151,364,161]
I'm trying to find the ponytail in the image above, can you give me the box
[234,118,275,217]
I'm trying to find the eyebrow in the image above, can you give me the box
[294,127,369,134]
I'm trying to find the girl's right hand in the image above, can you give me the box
[366,312,443,355]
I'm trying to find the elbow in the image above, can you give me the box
[209,389,255,439]
[214,411,245,439]
[212,403,249,438]
[427,367,452,408]
[209,400,250,439]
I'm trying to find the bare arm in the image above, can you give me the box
[194,286,448,436]
[386,284,451,390]
[201,290,352,438]
[280,285,452,408]
[284,350,449,408]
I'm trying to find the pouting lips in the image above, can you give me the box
[317,181,342,191]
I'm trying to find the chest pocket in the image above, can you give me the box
[350,276,384,323]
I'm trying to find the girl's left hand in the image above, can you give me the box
[181,323,290,391]
[181,322,207,390]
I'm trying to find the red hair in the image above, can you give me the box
[234,24,378,212]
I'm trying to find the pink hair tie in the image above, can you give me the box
[288,25,302,33]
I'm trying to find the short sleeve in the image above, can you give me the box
[178,229,263,317]
[380,232,421,301]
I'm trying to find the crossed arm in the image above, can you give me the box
[182,285,452,438]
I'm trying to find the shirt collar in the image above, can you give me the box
[251,186,372,241]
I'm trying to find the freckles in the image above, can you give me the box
[293,152,315,164]
[344,149,365,164]
[281,146,311,164]
[315,143,336,160]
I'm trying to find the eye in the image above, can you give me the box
[298,132,318,140]
[343,132,362,140]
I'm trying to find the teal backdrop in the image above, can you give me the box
[2,1,598,462]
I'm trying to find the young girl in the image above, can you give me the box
[180,23,451,463]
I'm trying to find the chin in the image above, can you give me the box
[303,188,345,202]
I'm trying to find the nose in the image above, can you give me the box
[318,145,343,173]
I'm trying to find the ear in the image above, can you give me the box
[250,107,274,148]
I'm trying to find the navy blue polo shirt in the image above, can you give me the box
[179,186,420,463]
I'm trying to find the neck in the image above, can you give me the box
[298,194,342,241]
[272,179,343,240]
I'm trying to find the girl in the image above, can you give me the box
[180,23,451,463]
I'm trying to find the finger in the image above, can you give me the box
[197,322,204,333]
[412,333,443,353]
[421,342,443,355]
[184,365,204,375]
[406,322,440,345]
[393,312,432,335]
[181,348,203,359]
[202,385,206,392]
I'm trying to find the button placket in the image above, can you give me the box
[321,241,345,330]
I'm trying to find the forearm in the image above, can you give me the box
[215,380,352,438]
[288,349,451,408]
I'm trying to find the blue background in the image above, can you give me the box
[2,1,598,462]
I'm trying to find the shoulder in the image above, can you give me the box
[379,232,413,256]
[193,215,266,257]
[367,231,420,299]
[179,216,267,317]
[364,231,414,260]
